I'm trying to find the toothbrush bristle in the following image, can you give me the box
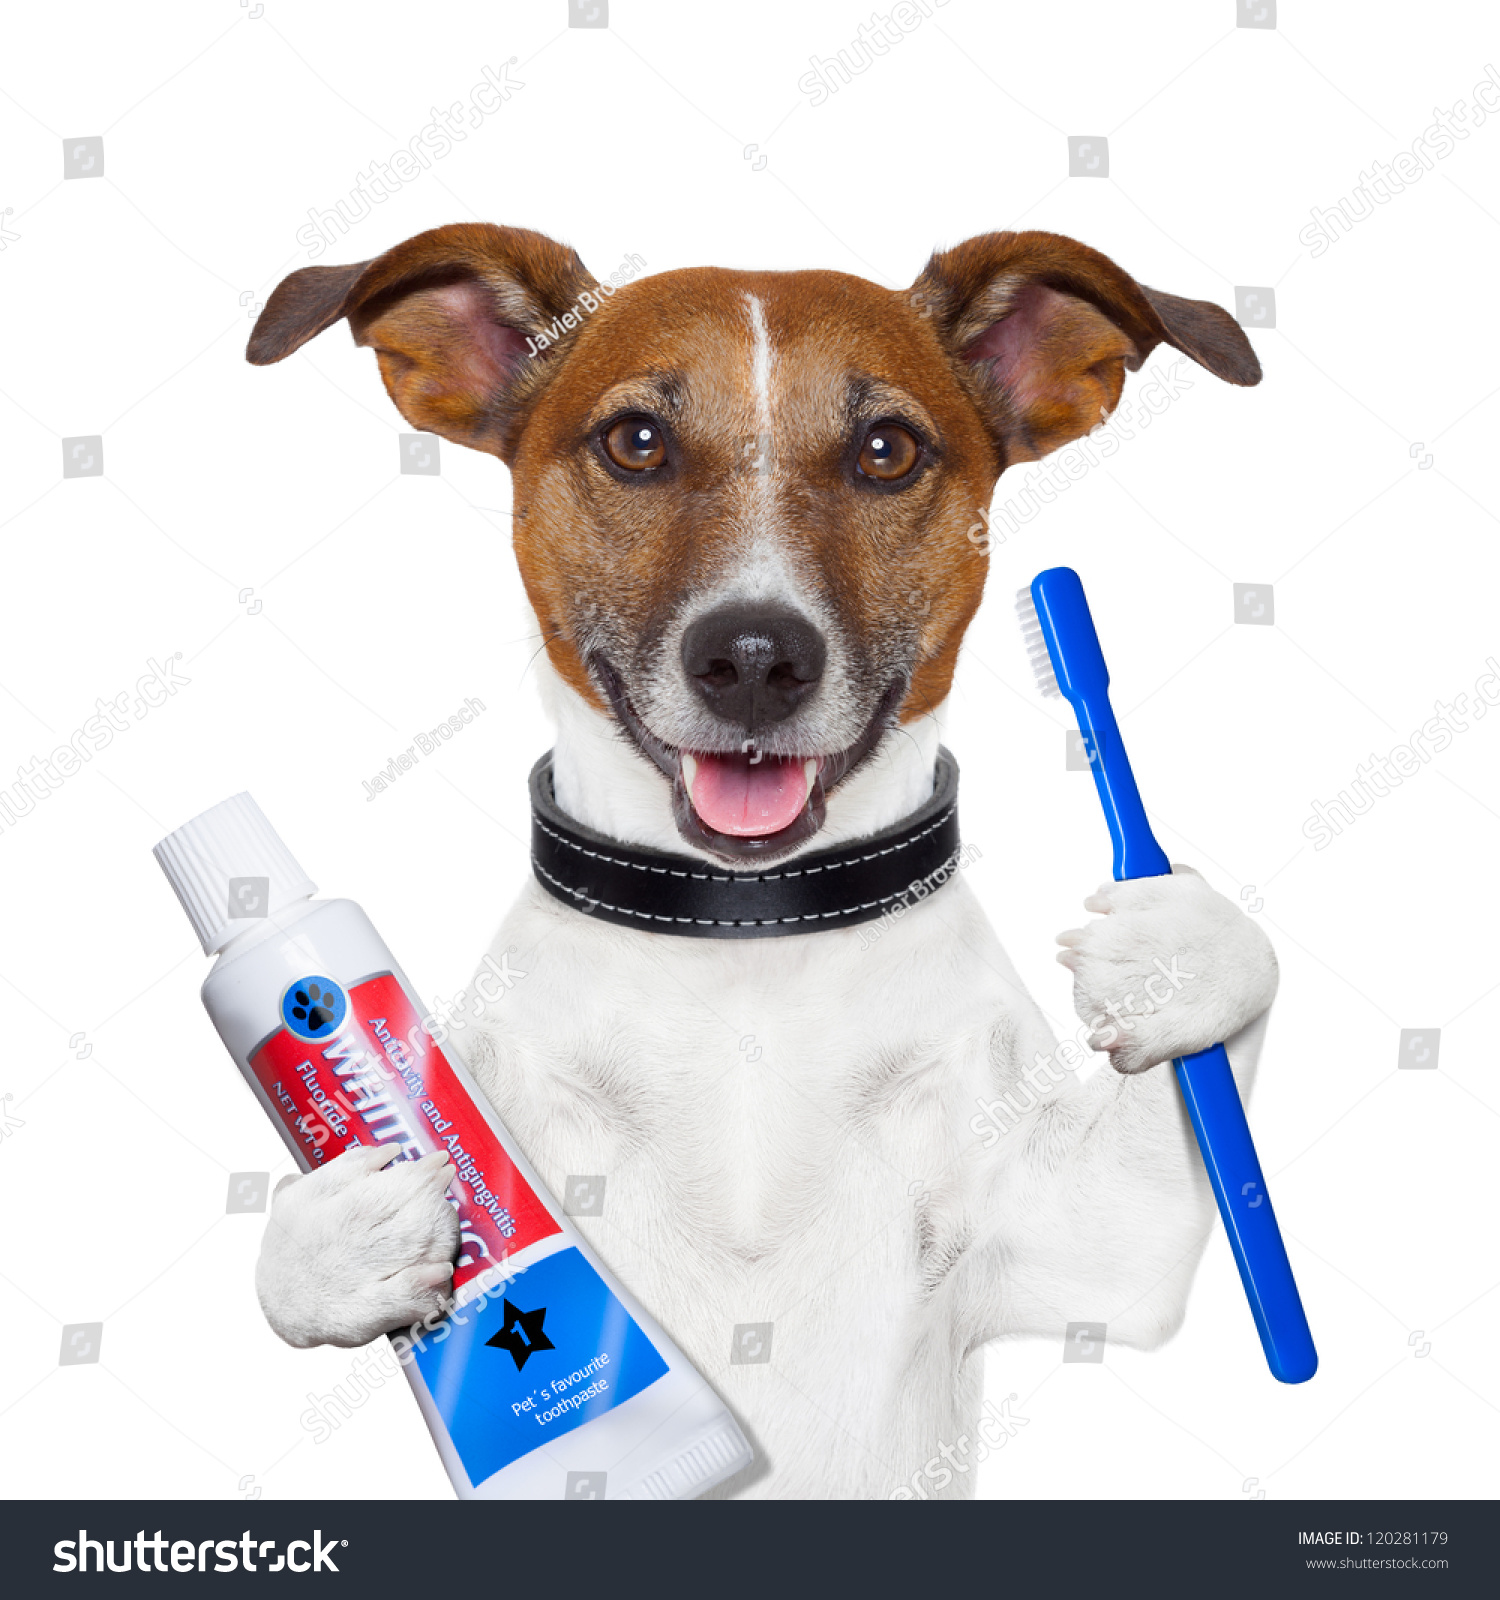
[1015,586,1062,699]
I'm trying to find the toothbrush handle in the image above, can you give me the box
[1173,1043,1318,1383]
[1074,694,1172,880]
[1076,692,1318,1383]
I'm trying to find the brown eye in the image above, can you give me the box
[857,424,919,482]
[604,417,666,471]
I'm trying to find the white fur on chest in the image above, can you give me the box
[460,874,1052,1497]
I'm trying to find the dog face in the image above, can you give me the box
[509,264,1005,860]
[251,225,1259,860]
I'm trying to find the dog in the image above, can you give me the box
[245,224,1278,1498]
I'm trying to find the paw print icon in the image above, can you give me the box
[281,976,348,1041]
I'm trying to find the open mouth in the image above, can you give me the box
[591,657,903,862]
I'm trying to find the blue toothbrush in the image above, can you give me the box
[1017,565,1317,1385]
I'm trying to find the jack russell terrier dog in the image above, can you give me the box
[245,224,1276,1499]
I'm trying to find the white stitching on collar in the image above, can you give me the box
[531,854,958,929]
[531,805,958,884]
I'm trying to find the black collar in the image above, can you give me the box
[530,749,961,939]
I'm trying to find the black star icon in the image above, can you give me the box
[486,1300,555,1371]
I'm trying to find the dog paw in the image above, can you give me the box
[255,1144,461,1349]
[1055,865,1277,1075]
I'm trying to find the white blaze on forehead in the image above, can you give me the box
[743,292,775,523]
[745,291,773,441]
[730,292,808,611]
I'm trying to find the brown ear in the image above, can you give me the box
[247,223,596,457]
[911,231,1260,463]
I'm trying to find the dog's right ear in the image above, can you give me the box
[247,223,596,458]
[912,231,1261,466]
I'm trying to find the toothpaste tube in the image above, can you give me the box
[154,793,752,1500]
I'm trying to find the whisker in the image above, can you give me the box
[518,628,565,687]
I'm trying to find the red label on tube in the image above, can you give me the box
[248,971,560,1289]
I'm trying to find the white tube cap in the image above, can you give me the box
[154,793,317,954]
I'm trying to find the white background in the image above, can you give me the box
[1,0,1496,1502]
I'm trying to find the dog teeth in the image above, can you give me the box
[681,751,698,800]
[803,758,818,791]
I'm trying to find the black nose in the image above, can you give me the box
[680,604,827,730]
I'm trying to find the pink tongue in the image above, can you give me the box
[687,753,811,838]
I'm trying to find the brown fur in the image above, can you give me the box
[249,224,1259,734]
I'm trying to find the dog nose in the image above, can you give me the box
[680,604,827,729]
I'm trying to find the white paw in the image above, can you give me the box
[255,1144,461,1349]
[1055,864,1277,1075]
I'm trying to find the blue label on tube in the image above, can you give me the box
[411,1247,669,1487]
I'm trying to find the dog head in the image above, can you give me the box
[250,224,1259,861]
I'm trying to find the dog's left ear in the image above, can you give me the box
[246,222,596,458]
[911,230,1260,463]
